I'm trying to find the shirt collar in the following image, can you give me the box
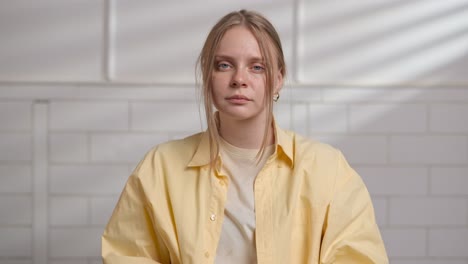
[274,122,294,167]
[187,130,212,167]
[187,119,294,168]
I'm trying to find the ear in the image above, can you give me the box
[274,68,284,94]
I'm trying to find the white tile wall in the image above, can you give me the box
[0,133,31,161]
[273,102,292,129]
[0,165,31,193]
[90,133,168,163]
[0,1,467,263]
[315,135,388,164]
[323,87,468,102]
[0,228,32,257]
[50,228,102,257]
[113,0,294,83]
[431,167,468,195]
[50,261,87,264]
[308,104,347,133]
[0,1,104,81]
[49,133,88,163]
[130,102,205,132]
[0,196,32,225]
[430,104,468,132]
[0,261,32,264]
[381,228,426,257]
[292,103,308,135]
[50,101,129,131]
[299,1,468,85]
[392,260,467,264]
[358,167,428,195]
[429,229,468,257]
[389,198,467,226]
[90,196,119,226]
[50,165,129,195]
[288,87,321,103]
[50,196,88,226]
[371,198,387,227]
[390,136,467,164]
[349,104,427,133]
[0,101,32,131]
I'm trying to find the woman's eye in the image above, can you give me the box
[252,65,265,71]
[217,63,230,70]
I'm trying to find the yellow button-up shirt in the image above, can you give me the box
[102,126,388,264]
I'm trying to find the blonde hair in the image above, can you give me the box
[197,9,286,164]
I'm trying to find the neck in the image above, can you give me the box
[218,112,274,149]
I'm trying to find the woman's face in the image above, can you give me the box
[211,26,280,123]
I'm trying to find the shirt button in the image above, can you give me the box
[205,251,210,258]
[210,214,216,221]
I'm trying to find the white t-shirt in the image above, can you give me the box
[214,138,274,264]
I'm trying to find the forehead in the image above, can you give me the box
[216,26,262,58]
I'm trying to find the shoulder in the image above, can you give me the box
[134,132,204,173]
[286,130,342,163]
[286,130,352,182]
[155,132,203,156]
[286,130,360,198]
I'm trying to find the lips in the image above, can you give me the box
[226,95,251,101]
[225,94,252,104]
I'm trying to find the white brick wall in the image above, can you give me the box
[0,228,32,257]
[392,260,468,264]
[130,102,205,132]
[0,261,32,264]
[389,198,467,226]
[0,1,467,263]
[315,135,388,164]
[50,228,102,257]
[113,1,294,83]
[381,228,426,257]
[0,101,32,131]
[0,195,32,225]
[0,133,31,161]
[349,104,427,133]
[0,1,104,82]
[429,229,468,257]
[390,136,467,164]
[430,104,468,132]
[308,104,347,133]
[90,196,119,226]
[358,167,428,195]
[0,165,31,193]
[50,165,129,195]
[431,167,468,195]
[50,196,88,226]
[90,133,168,163]
[50,101,129,131]
[49,133,88,163]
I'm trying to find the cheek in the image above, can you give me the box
[212,73,229,84]
[210,76,223,105]
[211,76,221,95]
[211,74,230,95]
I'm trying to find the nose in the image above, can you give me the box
[230,69,247,88]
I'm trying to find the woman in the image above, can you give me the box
[102,10,388,264]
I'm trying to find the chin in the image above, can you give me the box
[219,109,262,122]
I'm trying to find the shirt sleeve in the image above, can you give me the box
[101,151,170,264]
[320,151,389,264]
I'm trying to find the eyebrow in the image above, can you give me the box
[215,55,264,63]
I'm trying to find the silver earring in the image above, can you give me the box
[273,93,280,102]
